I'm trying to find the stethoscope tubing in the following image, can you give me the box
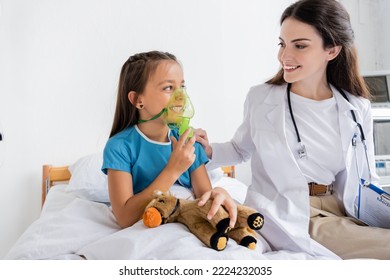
[286,82,372,184]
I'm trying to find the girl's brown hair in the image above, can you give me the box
[109,51,178,138]
[267,0,371,99]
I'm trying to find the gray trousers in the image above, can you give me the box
[309,195,390,259]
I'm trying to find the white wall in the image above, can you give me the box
[380,0,390,69]
[340,0,390,72]
[1,0,385,258]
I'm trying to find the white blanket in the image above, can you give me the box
[77,220,322,260]
[5,185,120,260]
[4,180,328,260]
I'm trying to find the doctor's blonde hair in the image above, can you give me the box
[267,0,371,99]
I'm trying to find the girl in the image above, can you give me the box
[195,0,390,259]
[102,51,236,229]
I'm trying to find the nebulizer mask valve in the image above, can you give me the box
[138,88,195,137]
[163,88,194,137]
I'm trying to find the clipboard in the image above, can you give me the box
[356,179,390,229]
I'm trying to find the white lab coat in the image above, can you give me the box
[209,83,378,259]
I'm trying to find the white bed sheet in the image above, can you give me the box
[4,178,327,260]
[5,185,120,260]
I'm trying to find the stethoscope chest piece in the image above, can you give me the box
[297,143,307,159]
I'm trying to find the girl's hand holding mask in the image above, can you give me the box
[167,129,196,177]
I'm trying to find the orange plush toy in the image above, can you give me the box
[143,191,264,251]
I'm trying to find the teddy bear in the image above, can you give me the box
[143,191,264,251]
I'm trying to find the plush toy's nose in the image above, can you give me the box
[143,207,163,228]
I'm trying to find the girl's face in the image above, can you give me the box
[139,60,185,122]
[278,17,333,85]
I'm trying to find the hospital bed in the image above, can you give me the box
[4,153,326,260]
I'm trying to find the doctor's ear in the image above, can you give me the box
[326,45,342,61]
[128,91,144,109]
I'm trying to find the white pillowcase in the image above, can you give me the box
[66,153,109,202]
[208,167,224,184]
[65,152,238,203]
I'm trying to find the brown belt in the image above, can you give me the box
[308,182,333,196]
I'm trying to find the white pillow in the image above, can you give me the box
[168,184,194,200]
[66,153,109,202]
[212,177,248,204]
[207,167,224,184]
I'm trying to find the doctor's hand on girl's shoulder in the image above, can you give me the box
[193,128,212,158]
[167,129,196,176]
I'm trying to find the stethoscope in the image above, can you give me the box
[286,82,372,185]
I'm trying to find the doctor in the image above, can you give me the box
[196,0,390,259]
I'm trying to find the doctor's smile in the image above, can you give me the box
[283,65,300,72]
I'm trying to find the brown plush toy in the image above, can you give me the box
[143,191,264,251]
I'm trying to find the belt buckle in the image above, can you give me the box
[308,182,333,196]
[328,184,334,195]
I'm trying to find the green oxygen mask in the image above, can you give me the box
[163,88,194,137]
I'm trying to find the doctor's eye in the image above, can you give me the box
[295,44,306,50]
[278,42,285,48]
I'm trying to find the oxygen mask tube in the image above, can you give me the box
[163,88,194,138]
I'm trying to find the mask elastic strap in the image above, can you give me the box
[138,108,166,123]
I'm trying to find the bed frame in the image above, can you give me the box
[41,164,235,207]
[41,165,71,207]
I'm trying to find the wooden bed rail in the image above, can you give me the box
[41,164,235,207]
[41,165,71,207]
[221,165,235,178]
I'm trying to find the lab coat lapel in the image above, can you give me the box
[259,85,308,190]
[333,87,358,172]
[254,85,312,252]
[333,87,360,211]
[262,85,287,146]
